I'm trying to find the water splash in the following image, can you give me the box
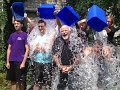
[27,19,120,90]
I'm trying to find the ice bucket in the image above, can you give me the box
[12,2,24,20]
[87,5,107,32]
[37,4,55,19]
[57,6,80,26]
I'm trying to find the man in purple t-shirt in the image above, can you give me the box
[6,20,29,90]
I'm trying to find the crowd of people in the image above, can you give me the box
[5,7,119,90]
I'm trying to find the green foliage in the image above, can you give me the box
[0,8,7,29]
[0,1,7,72]
[67,0,120,45]
[0,44,6,72]
[67,0,120,26]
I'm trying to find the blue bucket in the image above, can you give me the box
[87,5,107,32]
[37,4,55,19]
[12,2,24,20]
[57,6,80,26]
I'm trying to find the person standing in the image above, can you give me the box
[29,19,55,90]
[77,19,92,44]
[6,19,29,90]
[105,15,118,44]
[52,25,79,90]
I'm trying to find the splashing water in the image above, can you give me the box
[68,29,120,90]
[103,46,120,90]
[62,28,120,90]
[28,19,120,90]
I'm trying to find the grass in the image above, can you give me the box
[0,72,10,90]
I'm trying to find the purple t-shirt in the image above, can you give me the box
[8,32,28,62]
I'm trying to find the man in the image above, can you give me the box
[52,25,79,90]
[93,40,110,90]
[77,19,92,43]
[6,20,29,90]
[30,20,55,90]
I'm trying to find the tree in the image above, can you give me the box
[66,0,120,45]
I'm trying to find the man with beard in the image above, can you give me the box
[52,25,79,90]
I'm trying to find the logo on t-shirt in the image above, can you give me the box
[17,37,22,40]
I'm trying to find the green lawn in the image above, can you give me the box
[0,72,10,90]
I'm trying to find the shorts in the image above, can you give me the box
[57,70,75,90]
[6,61,27,82]
[33,61,52,87]
[57,71,69,90]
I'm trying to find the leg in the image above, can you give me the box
[18,81,25,90]
[11,81,16,90]
[24,59,29,90]
[33,84,40,90]
[32,62,43,90]
[18,67,26,90]
[43,64,52,90]
[57,71,68,90]
[6,62,17,90]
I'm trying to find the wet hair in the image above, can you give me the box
[93,39,103,48]
[93,40,103,55]
[93,39,103,47]
[77,19,86,25]
[60,25,71,31]
[38,19,46,26]
[14,19,23,24]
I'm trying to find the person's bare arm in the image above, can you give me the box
[20,44,29,69]
[53,53,61,67]
[6,44,11,69]
[56,17,62,29]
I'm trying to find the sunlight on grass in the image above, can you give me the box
[0,72,10,90]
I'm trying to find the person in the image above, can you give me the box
[105,15,118,44]
[77,19,92,43]
[24,14,37,34]
[92,40,111,90]
[52,25,80,90]
[6,19,29,90]
[29,19,55,90]
[26,17,36,34]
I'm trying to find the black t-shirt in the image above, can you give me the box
[107,26,117,43]
[52,36,73,65]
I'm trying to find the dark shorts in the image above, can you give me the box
[57,70,74,90]
[33,61,52,87]
[6,61,27,82]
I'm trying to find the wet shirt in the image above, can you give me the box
[8,32,28,62]
[33,34,52,64]
[52,36,73,65]
[77,29,88,45]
